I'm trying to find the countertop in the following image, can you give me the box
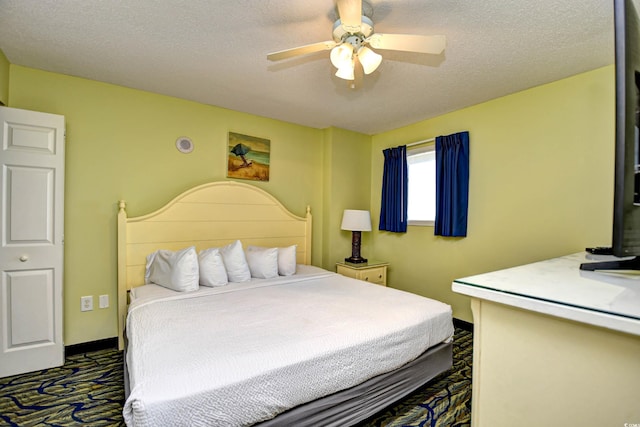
[452,252,640,336]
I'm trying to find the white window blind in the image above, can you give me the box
[407,145,436,226]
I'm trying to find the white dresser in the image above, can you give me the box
[453,253,640,427]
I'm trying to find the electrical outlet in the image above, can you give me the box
[99,294,109,309]
[81,296,93,312]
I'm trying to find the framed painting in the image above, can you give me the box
[227,132,270,181]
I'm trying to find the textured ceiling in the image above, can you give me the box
[0,0,635,135]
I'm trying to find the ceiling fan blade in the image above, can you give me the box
[336,0,362,32]
[367,34,446,54]
[267,40,337,61]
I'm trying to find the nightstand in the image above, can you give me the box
[336,260,389,286]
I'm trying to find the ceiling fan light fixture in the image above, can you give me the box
[357,46,382,74]
[266,0,448,89]
[335,62,355,80]
[330,43,354,69]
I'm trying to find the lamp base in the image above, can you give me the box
[345,256,368,264]
[346,230,367,264]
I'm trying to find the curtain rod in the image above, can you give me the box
[406,137,435,147]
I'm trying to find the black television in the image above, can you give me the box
[581,0,640,271]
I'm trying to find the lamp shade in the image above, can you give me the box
[330,43,354,69]
[335,63,355,80]
[341,210,372,231]
[357,46,382,75]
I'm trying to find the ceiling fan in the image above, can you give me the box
[267,0,446,87]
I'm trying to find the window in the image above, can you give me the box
[407,145,436,226]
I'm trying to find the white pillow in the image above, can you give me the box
[145,246,199,292]
[245,246,279,279]
[220,240,251,282]
[198,248,228,287]
[278,245,297,276]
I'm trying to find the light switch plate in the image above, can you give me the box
[99,294,109,309]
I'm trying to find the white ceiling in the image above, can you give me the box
[0,0,633,135]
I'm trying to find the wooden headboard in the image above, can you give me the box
[117,181,312,349]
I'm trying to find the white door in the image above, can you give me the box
[0,106,65,377]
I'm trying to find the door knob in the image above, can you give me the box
[19,255,28,262]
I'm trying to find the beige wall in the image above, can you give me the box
[371,66,615,322]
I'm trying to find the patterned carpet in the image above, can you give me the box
[0,328,472,427]
[0,349,125,427]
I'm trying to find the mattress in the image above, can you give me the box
[123,265,454,427]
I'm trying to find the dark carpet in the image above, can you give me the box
[0,328,472,426]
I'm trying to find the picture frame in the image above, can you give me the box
[227,132,270,181]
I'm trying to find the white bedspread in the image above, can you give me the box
[123,266,454,427]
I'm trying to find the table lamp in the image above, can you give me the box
[341,209,372,264]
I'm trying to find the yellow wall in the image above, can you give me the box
[371,66,615,322]
[8,65,332,345]
[321,127,372,270]
[0,50,9,105]
[6,61,616,342]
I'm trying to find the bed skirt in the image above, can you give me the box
[256,340,453,427]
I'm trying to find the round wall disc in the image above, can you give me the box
[176,136,194,153]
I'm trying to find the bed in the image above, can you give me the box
[117,181,454,427]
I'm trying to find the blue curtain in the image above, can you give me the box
[379,145,408,233]
[435,132,470,237]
